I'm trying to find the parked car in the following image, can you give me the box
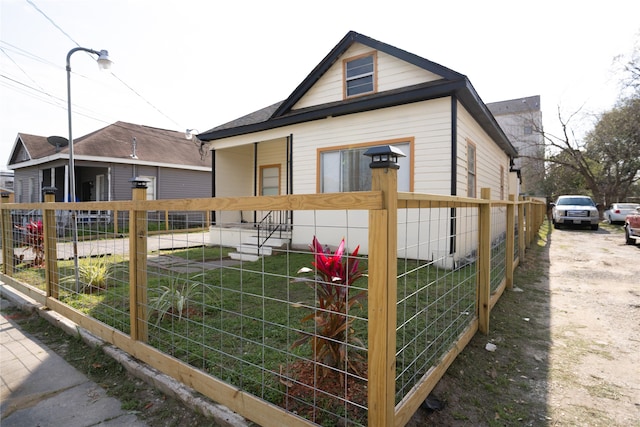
[604,203,640,224]
[624,206,640,245]
[551,195,600,230]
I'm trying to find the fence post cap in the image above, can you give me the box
[42,186,57,195]
[363,145,405,169]
[129,177,151,188]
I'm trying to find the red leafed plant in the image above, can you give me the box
[15,219,44,267]
[291,236,367,378]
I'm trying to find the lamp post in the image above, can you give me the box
[66,47,111,291]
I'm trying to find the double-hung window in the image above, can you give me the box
[467,142,477,198]
[344,52,376,98]
[320,142,411,193]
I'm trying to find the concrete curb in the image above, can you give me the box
[0,284,250,427]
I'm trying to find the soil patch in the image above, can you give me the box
[408,222,640,426]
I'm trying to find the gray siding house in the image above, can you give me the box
[7,121,212,204]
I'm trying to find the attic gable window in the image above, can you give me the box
[344,52,377,98]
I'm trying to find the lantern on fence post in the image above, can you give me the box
[363,144,404,425]
[363,145,405,169]
[129,177,149,342]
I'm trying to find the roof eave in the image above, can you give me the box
[200,79,468,142]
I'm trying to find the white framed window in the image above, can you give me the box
[29,177,35,202]
[344,52,376,98]
[467,141,476,198]
[320,142,411,193]
[260,165,280,196]
[96,174,105,201]
[16,180,22,203]
[141,176,156,200]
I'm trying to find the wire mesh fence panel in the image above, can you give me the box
[395,202,478,403]
[10,209,45,289]
[54,209,131,333]
[490,205,507,293]
[1,194,541,426]
[143,209,370,426]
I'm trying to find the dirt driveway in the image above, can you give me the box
[543,225,640,425]
[411,223,640,426]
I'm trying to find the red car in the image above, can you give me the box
[624,206,640,245]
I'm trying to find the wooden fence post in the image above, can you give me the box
[129,177,149,342]
[505,194,515,289]
[518,197,526,258]
[42,187,59,299]
[1,192,13,276]
[525,200,533,249]
[366,146,400,427]
[478,188,491,334]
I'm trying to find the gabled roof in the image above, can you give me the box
[8,133,53,165]
[8,122,209,169]
[198,31,517,158]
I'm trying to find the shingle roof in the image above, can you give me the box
[12,122,209,168]
[16,133,56,159]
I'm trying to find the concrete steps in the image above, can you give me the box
[228,234,290,262]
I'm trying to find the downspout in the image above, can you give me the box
[450,96,457,255]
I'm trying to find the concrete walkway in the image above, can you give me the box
[0,297,148,427]
[1,230,212,264]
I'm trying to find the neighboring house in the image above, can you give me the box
[7,122,212,205]
[487,96,544,196]
[198,31,519,261]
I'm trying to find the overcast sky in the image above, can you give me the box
[1,0,639,168]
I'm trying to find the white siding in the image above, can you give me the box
[293,44,444,110]
[292,98,453,195]
[456,103,511,200]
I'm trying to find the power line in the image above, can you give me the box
[24,0,184,130]
[0,46,65,109]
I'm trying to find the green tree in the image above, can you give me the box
[583,97,640,205]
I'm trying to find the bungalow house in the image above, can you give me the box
[8,121,212,203]
[197,31,519,261]
[8,122,212,226]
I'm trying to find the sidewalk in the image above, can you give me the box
[0,296,147,427]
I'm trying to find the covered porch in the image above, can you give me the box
[210,134,293,257]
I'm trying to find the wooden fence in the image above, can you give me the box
[0,168,545,427]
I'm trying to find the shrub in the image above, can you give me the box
[15,219,44,267]
[61,256,114,293]
[148,278,212,325]
[291,236,367,378]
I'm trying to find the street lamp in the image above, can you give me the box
[66,47,112,291]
